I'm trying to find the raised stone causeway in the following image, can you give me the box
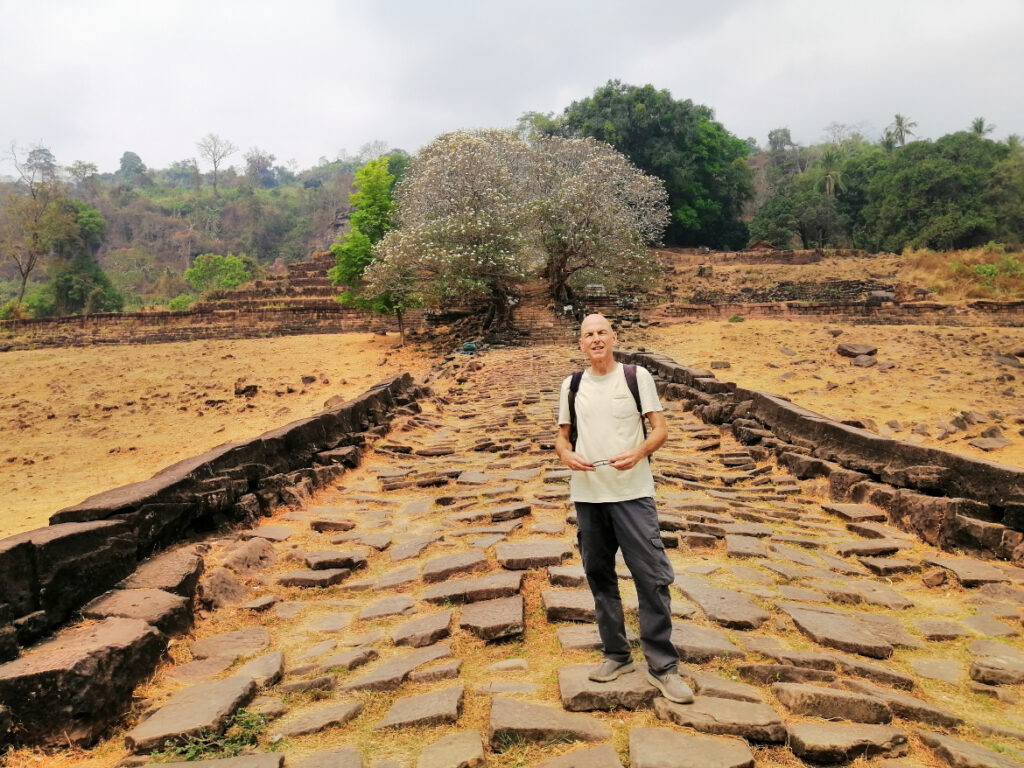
[0,345,1022,767]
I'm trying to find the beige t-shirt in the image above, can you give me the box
[557,363,663,503]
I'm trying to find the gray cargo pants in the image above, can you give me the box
[575,497,678,675]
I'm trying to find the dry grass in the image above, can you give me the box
[903,245,1024,300]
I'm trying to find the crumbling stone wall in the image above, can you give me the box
[616,349,1024,562]
[0,373,428,663]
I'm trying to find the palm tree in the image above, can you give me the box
[971,117,995,135]
[880,130,898,153]
[889,114,917,147]
[817,148,846,197]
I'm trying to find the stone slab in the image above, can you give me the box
[277,568,350,588]
[417,730,484,768]
[778,602,893,658]
[787,722,909,763]
[460,595,524,641]
[534,743,623,768]
[654,696,786,742]
[119,545,204,597]
[670,623,744,662]
[558,664,658,711]
[292,747,362,768]
[542,589,596,622]
[359,594,416,620]
[673,576,769,629]
[373,684,464,729]
[421,570,523,604]
[422,550,489,583]
[191,627,271,661]
[304,549,368,571]
[496,540,572,569]
[771,682,891,723]
[843,680,962,728]
[82,588,192,636]
[556,624,639,651]
[237,651,285,688]
[488,696,611,747]
[273,699,364,738]
[628,726,754,768]
[917,730,1022,768]
[154,756,283,768]
[391,611,454,648]
[125,675,257,753]
[343,643,452,691]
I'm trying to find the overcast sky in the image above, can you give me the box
[2,0,1022,175]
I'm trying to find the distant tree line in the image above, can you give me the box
[748,117,1023,251]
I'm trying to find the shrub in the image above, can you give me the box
[728,314,745,322]
[167,293,196,311]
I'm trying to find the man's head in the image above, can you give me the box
[579,313,616,366]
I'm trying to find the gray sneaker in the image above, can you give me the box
[588,658,636,682]
[646,670,695,704]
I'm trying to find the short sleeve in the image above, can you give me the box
[557,375,572,425]
[636,366,663,415]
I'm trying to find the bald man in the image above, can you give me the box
[555,314,693,704]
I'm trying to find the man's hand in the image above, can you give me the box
[608,447,645,471]
[562,450,596,471]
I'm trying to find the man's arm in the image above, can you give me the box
[555,423,595,471]
[608,410,668,470]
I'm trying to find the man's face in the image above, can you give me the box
[579,316,616,364]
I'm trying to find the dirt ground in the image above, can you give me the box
[3,319,1024,539]
[0,333,434,538]
[641,318,1024,466]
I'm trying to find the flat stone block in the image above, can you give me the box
[359,594,416,620]
[558,664,658,711]
[787,722,909,763]
[542,589,596,622]
[125,675,257,753]
[654,696,786,742]
[273,699,364,738]
[629,726,754,768]
[82,588,192,636]
[496,540,572,569]
[488,696,611,747]
[417,729,484,768]
[154,756,283,768]
[392,611,453,648]
[772,682,891,723]
[670,623,744,662]
[843,679,962,728]
[460,595,524,641]
[343,643,452,691]
[422,550,489,583]
[373,684,464,729]
[119,545,204,597]
[304,549,368,571]
[556,624,638,651]
[191,627,271,661]
[293,746,362,768]
[673,576,769,630]
[917,729,1022,768]
[421,570,522,604]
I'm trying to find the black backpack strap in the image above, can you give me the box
[623,364,651,461]
[568,371,584,450]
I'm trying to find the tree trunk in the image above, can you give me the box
[395,308,405,346]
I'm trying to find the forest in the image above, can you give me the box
[2,80,1022,320]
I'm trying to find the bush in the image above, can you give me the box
[167,293,196,311]
[728,314,745,322]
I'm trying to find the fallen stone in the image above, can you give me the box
[391,611,453,648]
[391,535,442,561]
[654,696,786,742]
[496,540,572,569]
[558,664,658,711]
[670,623,745,662]
[724,535,767,558]
[191,627,271,661]
[277,568,350,588]
[306,612,354,633]
[628,727,754,768]
[277,674,336,694]
[548,565,587,588]
[963,614,1019,637]
[673,576,769,629]
[273,699,363,738]
[421,570,523,604]
[460,595,524,641]
[416,730,484,768]
[491,502,532,522]
[125,675,257,753]
[0,617,165,746]
[249,696,287,720]
[923,556,1008,587]
[843,679,962,727]
[487,697,611,747]
[223,538,277,572]
[243,525,292,542]
[970,655,1024,685]
[320,648,378,672]
[831,654,915,690]
[374,684,464,729]
[837,343,878,357]
[422,550,489,583]
[359,594,416,620]
[772,682,891,723]
[821,503,887,522]
[683,668,763,703]
[82,588,191,636]
[375,565,419,590]
[167,656,234,684]
[736,664,836,685]
[409,659,463,684]
[304,549,368,571]
[240,595,281,612]
[236,651,285,688]
[833,539,909,557]
[199,567,249,609]
[309,518,356,533]
[910,658,962,683]
[542,589,596,622]
[151,756,283,768]
[917,729,1022,768]
[778,602,893,658]
[787,722,909,763]
[343,643,452,691]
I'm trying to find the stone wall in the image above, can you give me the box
[617,349,1024,562]
[0,373,428,663]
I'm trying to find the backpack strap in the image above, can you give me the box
[568,370,584,450]
[622,364,648,443]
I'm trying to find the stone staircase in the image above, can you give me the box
[508,282,577,346]
[7,347,1024,768]
[195,252,339,312]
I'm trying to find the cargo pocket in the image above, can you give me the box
[650,535,675,585]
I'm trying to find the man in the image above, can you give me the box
[555,314,694,704]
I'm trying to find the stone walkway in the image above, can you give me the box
[76,347,1024,767]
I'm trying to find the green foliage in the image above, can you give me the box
[150,709,266,762]
[184,253,253,294]
[553,80,753,248]
[728,314,745,322]
[51,256,124,315]
[167,293,196,311]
